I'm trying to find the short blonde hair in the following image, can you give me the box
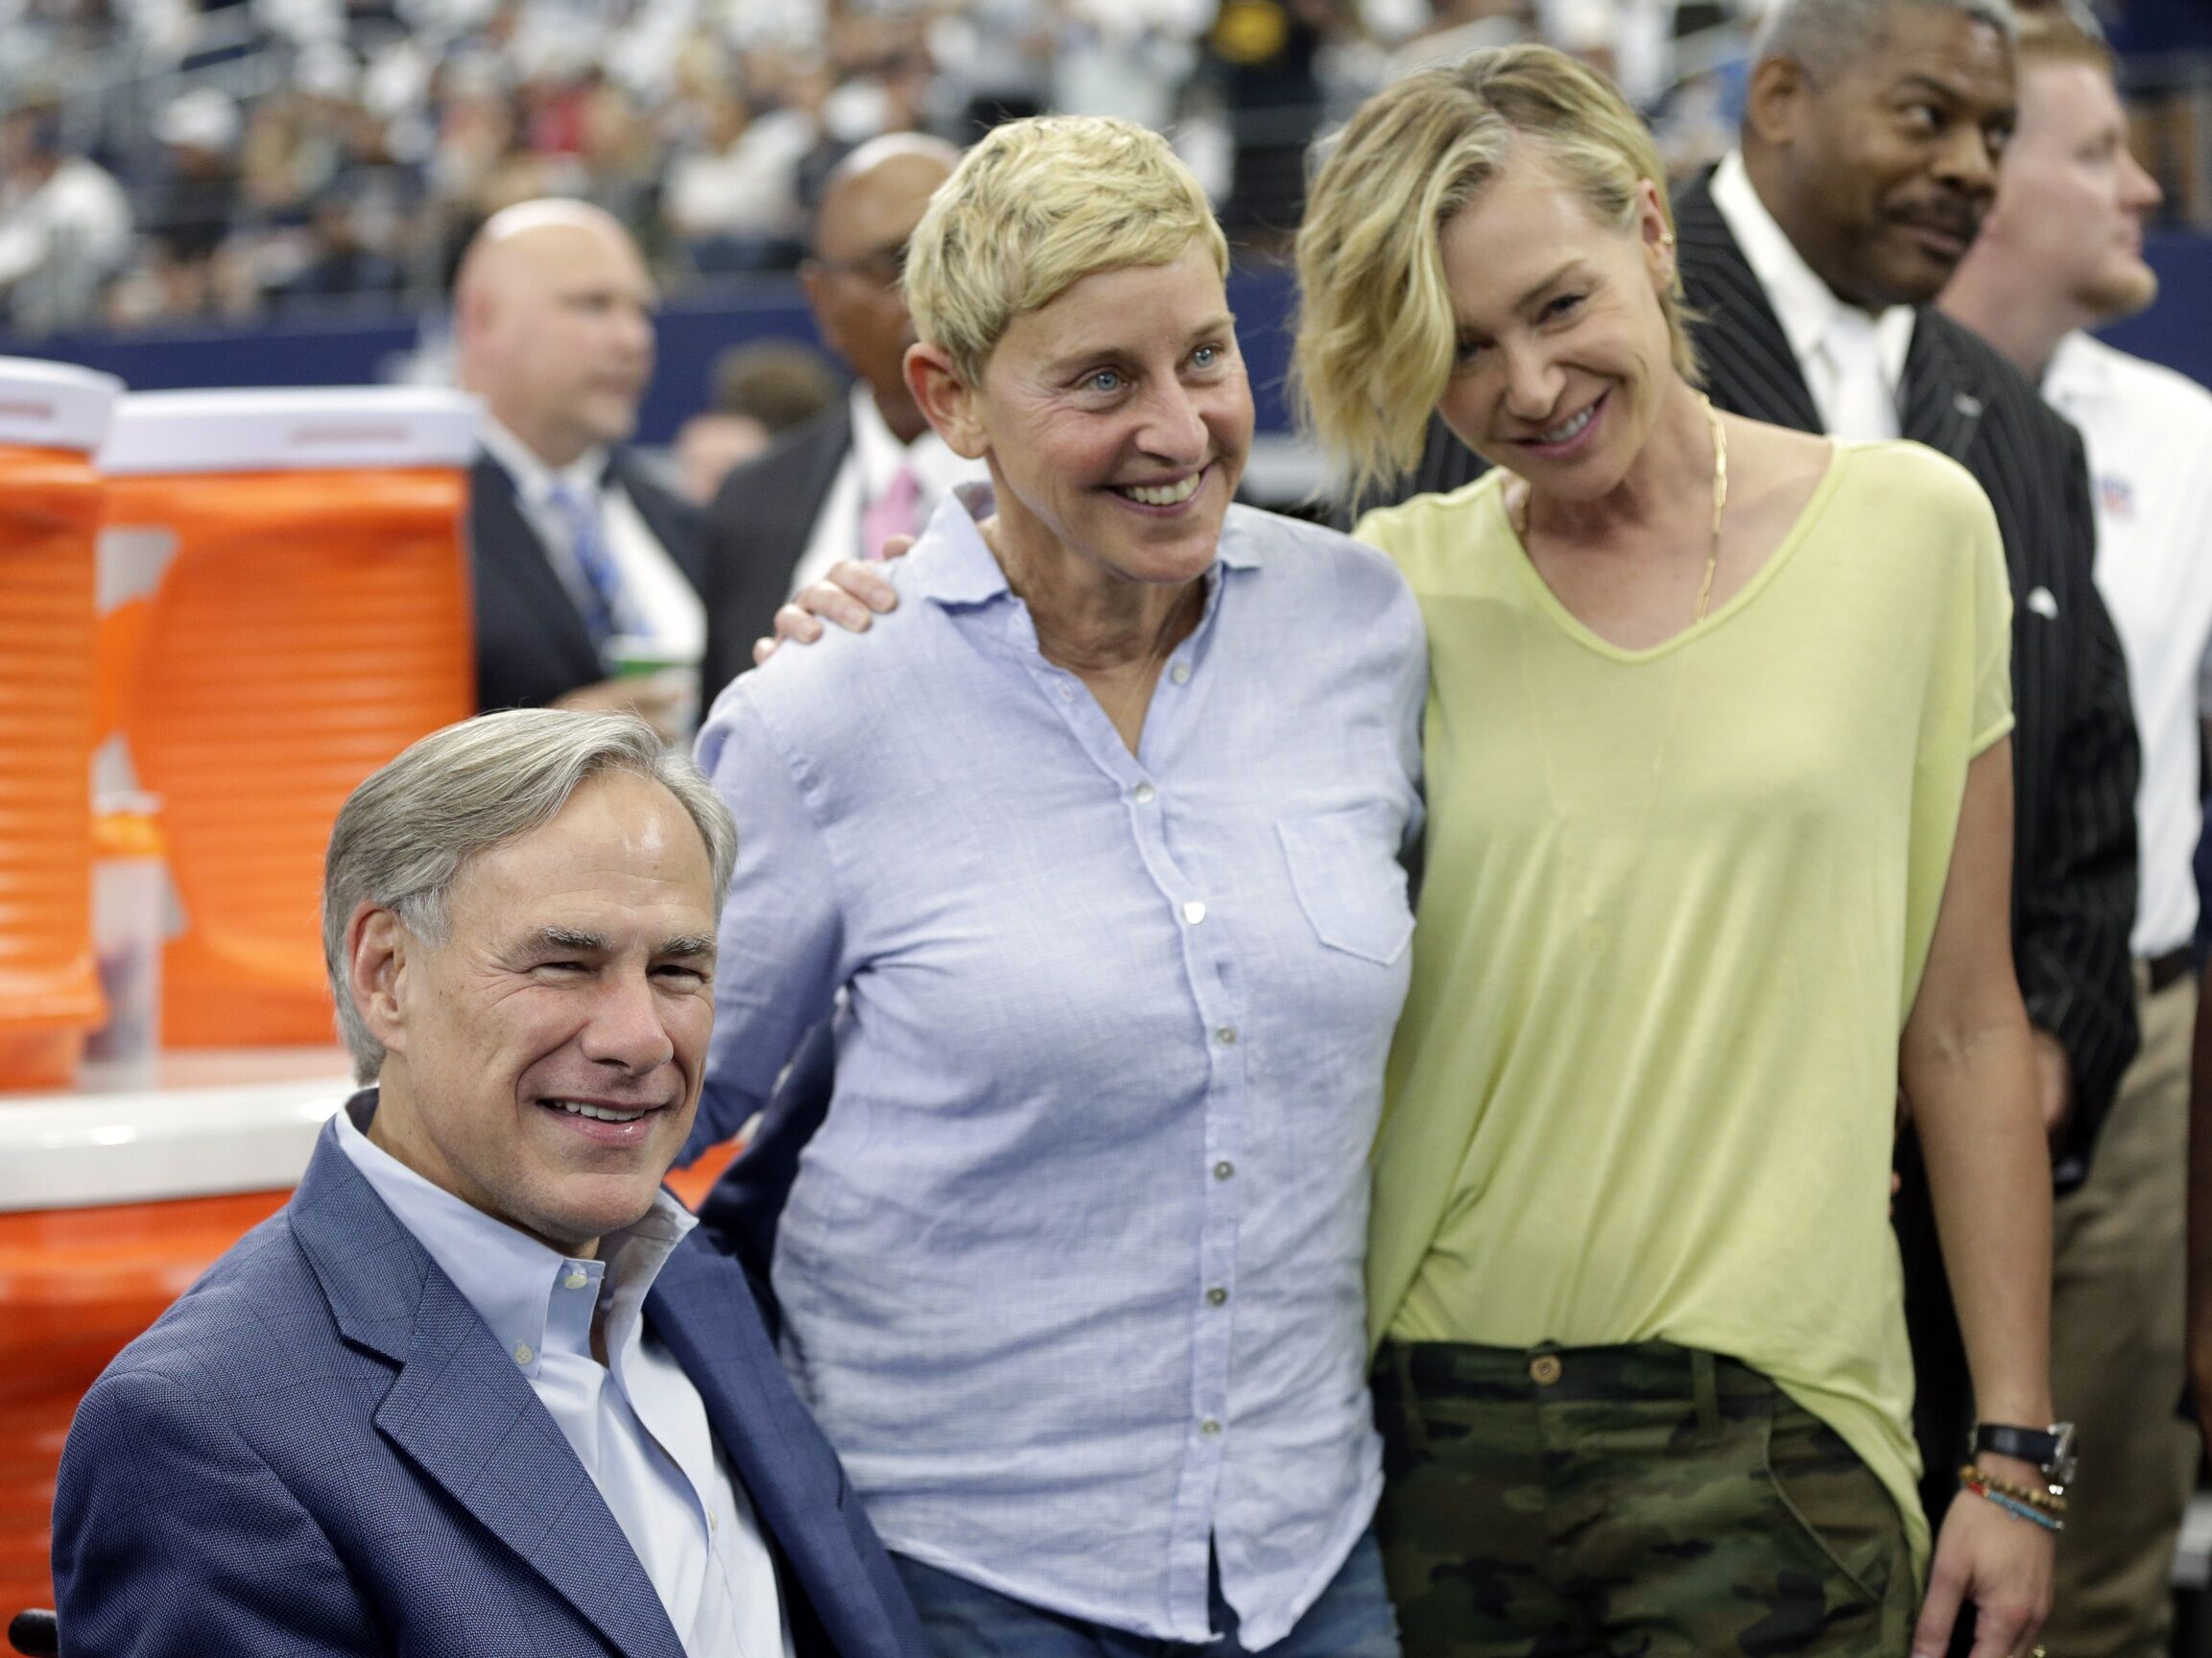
[1294,45,1700,502]
[905,115,1229,386]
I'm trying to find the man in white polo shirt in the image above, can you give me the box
[1941,10,2212,1653]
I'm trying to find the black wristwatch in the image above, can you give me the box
[1972,1421,2078,1491]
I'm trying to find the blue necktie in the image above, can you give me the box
[546,478,631,657]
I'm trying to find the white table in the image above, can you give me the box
[0,1049,352,1213]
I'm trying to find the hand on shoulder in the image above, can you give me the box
[751,550,908,666]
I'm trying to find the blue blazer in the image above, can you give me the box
[51,1116,931,1658]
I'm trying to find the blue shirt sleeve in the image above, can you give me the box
[688,687,847,1158]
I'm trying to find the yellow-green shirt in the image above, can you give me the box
[1355,440,2013,1573]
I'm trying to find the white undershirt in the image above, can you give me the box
[787,385,986,599]
[480,417,705,667]
[1709,150,1915,441]
[2044,332,2212,959]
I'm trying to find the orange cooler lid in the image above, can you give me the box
[0,357,123,453]
[98,387,481,475]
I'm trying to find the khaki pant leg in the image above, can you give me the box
[2043,972,2202,1658]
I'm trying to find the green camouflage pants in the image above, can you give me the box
[1371,1339,1915,1658]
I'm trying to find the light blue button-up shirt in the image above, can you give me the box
[693,488,1426,1647]
[336,1096,793,1658]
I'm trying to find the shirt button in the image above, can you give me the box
[1181,900,1207,925]
[1214,1026,1237,1047]
[1206,1287,1228,1307]
[1200,1417,1223,1436]
[1058,683,1076,701]
[710,1511,720,1533]
[563,1270,588,1290]
[512,1343,535,1366]
[1134,781,1157,804]
[1170,661,1191,684]
[1530,1353,1563,1386]
[1213,1160,1235,1180]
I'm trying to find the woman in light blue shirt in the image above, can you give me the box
[688,115,1424,1657]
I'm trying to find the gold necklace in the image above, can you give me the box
[1515,392,1729,625]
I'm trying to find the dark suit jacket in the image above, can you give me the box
[52,1110,931,1658]
[470,448,709,714]
[1390,170,2141,1171]
[699,400,854,712]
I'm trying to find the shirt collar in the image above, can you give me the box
[2042,330,2112,405]
[848,383,970,502]
[480,415,610,507]
[907,483,1261,613]
[334,1089,697,1379]
[1709,150,1915,391]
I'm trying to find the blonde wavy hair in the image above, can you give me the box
[1294,44,1700,503]
[906,114,1229,387]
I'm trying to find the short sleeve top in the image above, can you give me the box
[1356,439,2012,1573]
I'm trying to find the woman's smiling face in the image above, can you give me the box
[962,243,1251,591]
[1434,145,1679,501]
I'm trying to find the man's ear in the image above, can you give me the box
[798,262,843,357]
[1746,54,1809,150]
[905,343,987,460]
[347,903,411,1057]
[452,278,499,359]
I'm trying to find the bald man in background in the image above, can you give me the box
[698,135,978,706]
[457,200,707,735]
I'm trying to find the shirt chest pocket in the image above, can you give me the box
[1276,808,1416,966]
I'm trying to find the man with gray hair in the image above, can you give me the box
[51,709,930,1658]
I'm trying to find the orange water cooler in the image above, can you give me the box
[95,389,480,1047]
[0,360,123,1093]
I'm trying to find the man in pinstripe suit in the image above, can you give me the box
[1382,0,2140,1572]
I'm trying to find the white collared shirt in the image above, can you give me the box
[479,417,706,667]
[1709,150,1916,440]
[336,1099,793,1658]
[2044,331,2212,959]
[787,385,986,598]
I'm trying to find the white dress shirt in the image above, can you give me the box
[2044,331,2212,959]
[1710,151,1916,441]
[480,417,706,668]
[336,1101,794,1658]
[787,385,986,598]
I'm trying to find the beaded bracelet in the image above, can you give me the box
[1960,1471,2063,1532]
[1957,1463,2067,1514]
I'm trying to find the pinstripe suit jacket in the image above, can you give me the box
[51,1110,931,1658]
[1386,169,2140,1177]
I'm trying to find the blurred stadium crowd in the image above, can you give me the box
[0,0,2200,339]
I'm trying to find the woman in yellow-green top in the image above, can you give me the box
[1295,46,2056,1658]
